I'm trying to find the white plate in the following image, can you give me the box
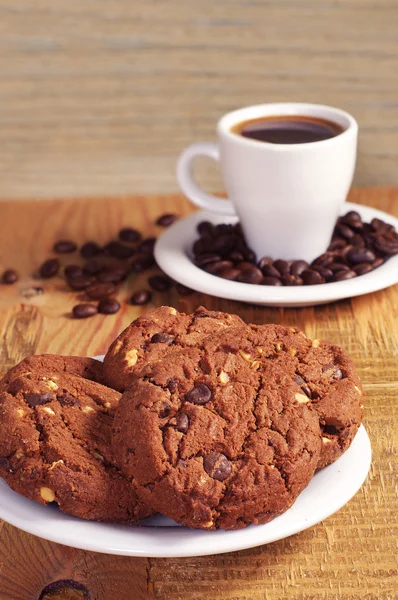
[0,425,371,557]
[154,202,398,307]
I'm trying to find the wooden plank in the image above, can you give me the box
[0,188,397,599]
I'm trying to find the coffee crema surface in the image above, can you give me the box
[232,115,344,145]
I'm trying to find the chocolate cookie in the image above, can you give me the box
[112,334,321,530]
[103,306,245,391]
[206,323,364,470]
[0,367,150,522]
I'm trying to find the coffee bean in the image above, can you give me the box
[350,234,365,247]
[274,259,291,275]
[241,248,256,262]
[0,457,10,471]
[118,228,142,243]
[374,238,398,256]
[211,234,239,253]
[290,260,309,276]
[64,265,84,280]
[203,452,231,481]
[301,269,325,285]
[373,257,384,268]
[195,253,222,267]
[346,248,376,265]
[151,333,174,344]
[205,260,234,275]
[329,262,350,273]
[322,364,343,380]
[138,237,156,255]
[236,263,263,285]
[371,218,393,234]
[185,383,212,405]
[86,283,116,299]
[219,268,241,281]
[53,240,77,254]
[228,250,245,262]
[57,393,79,407]
[131,255,155,272]
[176,413,189,433]
[336,223,355,240]
[311,265,333,280]
[353,263,373,276]
[159,402,171,418]
[104,241,135,260]
[312,253,334,267]
[98,298,121,315]
[80,242,102,258]
[1,269,19,284]
[197,221,215,237]
[340,244,353,259]
[131,289,152,305]
[156,213,178,227]
[261,263,281,278]
[83,259,104,276]
[148,275,173,292]
[39,258,60,279]
[67,275,94,291]
[72,303,98,318]
[193,238,212,255]
[261,276,283,286]
[97,266,128,284]
[282,274,303,286]
[24,392,55,406]
[331,269,357,281]
[175,283,194,296]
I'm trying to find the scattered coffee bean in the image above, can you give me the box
[118,228,142,243]
[185,383,212,405]
[97,266,128,284]
[98,297,121,315]
[148,275,173,292]
[67,275,94,291]
[203,452,231,481]
[104,241,135,260]
[80,241,102,258]
[156,213,177,227]
[57,393,79,407]
[131,255,155,272]
[53,240,77,254]
[72,303,98,319]
[1,269,19,284]
[175,283,194,295]
[138,237,156,255]
[131,289,152,305]
[176,413,189,433]
[261,276,283,286]
[39,258,60,279]
[24,392,55,406]
[86,283,116,300]
[151,332,174,344]
[331,269,357,281]
[83,259,104,276]
[64,265,84,279]
[301,269,325,285]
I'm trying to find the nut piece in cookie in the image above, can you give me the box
[103,305,245,391]
[112,335,321,531]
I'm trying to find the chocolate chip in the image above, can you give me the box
[203,452,231,481]
[176,413,189,433]
[301,269,325,285]
[261,276,283,286]
[57,393,79,407]
[0,457,10,471]
[64,265,84,280]
[137,237,156,255]
[322,364,343,380]
[80,241,102,258]
[1,269,19,284]
[39,258,60,279]
[131,289,152,305]
[175,283,194,295]
[24,392,55,406]
[167,380,177,393]
[72,303,98,319]
[159,402,171,418]
[156,213,178,227]
[86,283,116,299]
[346,248,376,265]
[119,228,142,243]
[294,375,312,398]
[131,255,155,272]
[148,275,173,292]
[67,275,94,291]
[331,269,357,281]
[98,298,121,315]
[53,240,77,254]
[104,241,135,260]
[151,332,174,344]
[185,383,212,405]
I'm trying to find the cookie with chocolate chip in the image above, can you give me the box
[103,306,245,391]
[207,323,364,470]
[0,367,150,522]
[112,335,322,530]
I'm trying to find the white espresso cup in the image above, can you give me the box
[177,103,358,263]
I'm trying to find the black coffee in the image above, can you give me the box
[232,115,344,145]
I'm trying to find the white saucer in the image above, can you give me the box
[154,202,398,307]
[0,425,371,557]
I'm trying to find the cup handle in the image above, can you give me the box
[176,142,236,216]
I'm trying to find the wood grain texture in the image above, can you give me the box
[0,189,397,599]
[0,1,398,199]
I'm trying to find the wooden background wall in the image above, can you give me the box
[0,0,397,200]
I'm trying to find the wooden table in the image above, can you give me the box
[0,188,397,600]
